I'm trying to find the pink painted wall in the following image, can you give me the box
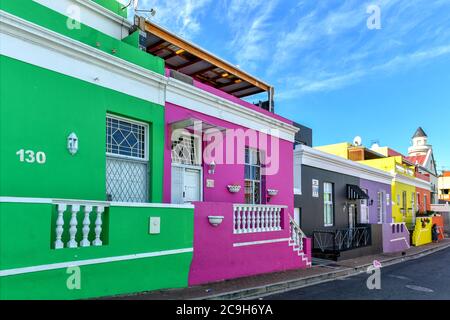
[188,202,310,286]
[164,102,294,211]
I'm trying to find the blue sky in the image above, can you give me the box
[136,0,450,170]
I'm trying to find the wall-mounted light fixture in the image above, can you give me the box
[208,160,216,174]
[67,132,78,155]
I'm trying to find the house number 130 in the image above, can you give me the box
[16,149,46,164]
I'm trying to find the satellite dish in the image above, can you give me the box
[353,136,362,147]
[371,143,380,149]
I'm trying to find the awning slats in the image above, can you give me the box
[347,184,369,200]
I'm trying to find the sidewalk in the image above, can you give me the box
[107,238,450,300]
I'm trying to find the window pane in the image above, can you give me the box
[245,180,253,204]
[254,182,261,204]
[107,116,146,159]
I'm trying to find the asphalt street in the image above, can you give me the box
[263,247,450,300]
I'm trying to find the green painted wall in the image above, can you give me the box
[92,0,128,18]
[0,202,194,299]
[0,0,164,74]
[0,56,164,202]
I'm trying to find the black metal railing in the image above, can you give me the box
[313,226,372,254]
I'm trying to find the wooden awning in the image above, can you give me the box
[140,17,272,99]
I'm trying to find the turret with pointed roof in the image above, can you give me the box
[412,127,428,139]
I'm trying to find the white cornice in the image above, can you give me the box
[33,0,131,39]
[295,145,393,185]
[166,77,299,142]
[0,10,166,105]
[74,0,132,27]
[392,173,431,190]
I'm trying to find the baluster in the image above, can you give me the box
[233,206,237,234]
[275,208,280,230]
[256,207,261,232]
[242,207,248,233]
[237,206,242,234]
[259,207,265,232]
[251,207,256,232]
[289,220,293,240]
[264,207,269,232]
[80,205,93,247]
[92,206,104,246]
[269,207,274,231]
[55,204,67,249]
[67,204,80,248]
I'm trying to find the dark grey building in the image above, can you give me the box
[293,122,312,148]
[295,165,359,234]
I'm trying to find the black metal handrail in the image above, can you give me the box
[313,226,371,254]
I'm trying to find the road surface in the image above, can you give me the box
[263,247,450,300]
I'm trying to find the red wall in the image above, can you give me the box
[416,187,431,213]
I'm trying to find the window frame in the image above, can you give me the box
[105,114,150,203]
[106,114,149,162]
[377,190,385,224]
[244,147,263,205]
[323,182,334,227]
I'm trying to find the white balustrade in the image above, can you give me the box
[233,205,285,234]
[53,202,107,249]
[289,215,305,251]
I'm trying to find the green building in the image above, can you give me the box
[0,0,193,299]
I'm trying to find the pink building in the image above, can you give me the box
[143,20,312,285]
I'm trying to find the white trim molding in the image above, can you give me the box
[0,248,193,277]
[392,173,431,190]
[233,238,290,248]
[166,77,299,142]
[0,10,166,106]
[33,0,132,39]
[0,197,194,209]
[295,145,393,185]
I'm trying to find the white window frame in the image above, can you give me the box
[323,182,334,227]
[245,147,263,205]
[106,114,149,203]
[106,114,149,162]
[377,190,385,224]
[360,188,370,224]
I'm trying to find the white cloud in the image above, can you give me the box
[221,0,280,70]
[279,44,450,98]
[139,0,212,38]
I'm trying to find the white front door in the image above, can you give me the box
[184,168,201,203]
[171,165,201,204]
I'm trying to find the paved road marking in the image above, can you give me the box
[405,285,434,293]
[388,275,411,281]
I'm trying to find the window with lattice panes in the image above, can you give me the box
[106,115,148,203]
[171,134,200,166]
[245,147,264,204]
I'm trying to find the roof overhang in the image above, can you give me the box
[141,17,272,98]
